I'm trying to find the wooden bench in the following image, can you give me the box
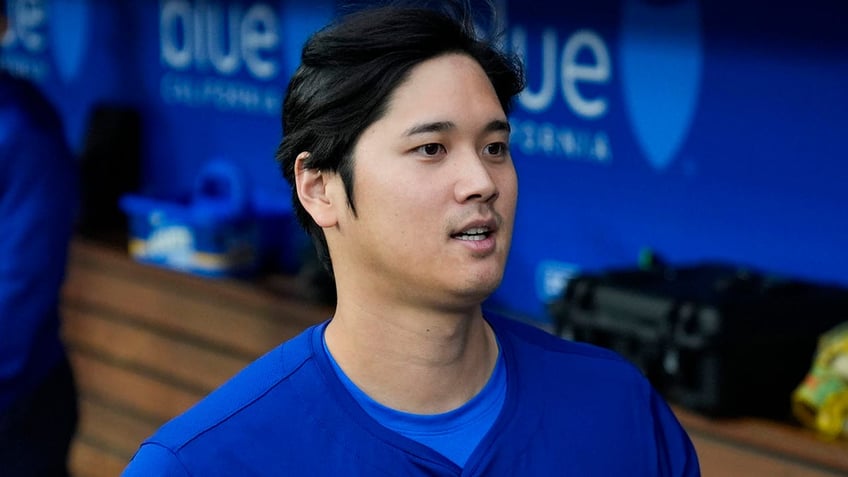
[60,238,848,476]
[675,406,848,476]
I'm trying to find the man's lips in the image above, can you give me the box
[452,226,491,241]
[450,216,500,241]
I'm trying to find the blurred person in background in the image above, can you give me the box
[0,0,79,475]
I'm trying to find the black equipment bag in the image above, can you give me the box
[550,261,848,418]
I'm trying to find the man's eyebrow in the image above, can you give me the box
[486,119,511,134]
[403,119,511,136]
[404,121,455,136]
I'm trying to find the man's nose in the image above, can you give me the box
[453,149,499,204]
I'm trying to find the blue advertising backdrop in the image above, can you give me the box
[3,0,846,324]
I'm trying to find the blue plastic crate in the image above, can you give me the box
[120,160,262,278]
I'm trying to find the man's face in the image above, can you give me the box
[329,53,517,310]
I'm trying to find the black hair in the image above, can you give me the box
[275,0,524,274]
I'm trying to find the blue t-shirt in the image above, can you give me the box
[323,331,506,467]
[123,314,701,476]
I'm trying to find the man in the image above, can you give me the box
[0,1,80,475]
[124,2,700,475]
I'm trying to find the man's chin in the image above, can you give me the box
[451,274,503,305]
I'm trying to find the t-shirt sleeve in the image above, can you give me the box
[650,388,701,476]
[122,443,191,477]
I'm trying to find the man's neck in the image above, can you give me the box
[323,301,499,415]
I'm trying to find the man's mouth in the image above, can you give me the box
[452,227,492,242]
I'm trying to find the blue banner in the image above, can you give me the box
[493,0,848,322]
[3,0,846,324]
[2,0,334,197]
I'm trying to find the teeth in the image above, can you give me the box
[455,227,489,241]
[457,234,486,241]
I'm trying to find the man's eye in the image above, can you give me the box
[485,142,507,155]
[418,143,445,156]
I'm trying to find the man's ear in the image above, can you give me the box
[295,152,340,228]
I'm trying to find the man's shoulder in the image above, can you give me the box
[0,73,67,161]
[0,73,60,129]
[142,323,325,452]
[487,311,636,371]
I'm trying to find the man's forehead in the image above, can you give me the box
[376,54,506,130]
